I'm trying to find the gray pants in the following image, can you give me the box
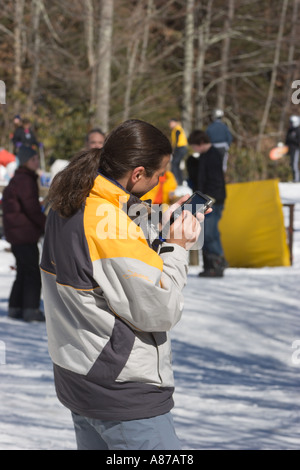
[71,411,182,450]
[290,148,300,182]
[213,142,229,172]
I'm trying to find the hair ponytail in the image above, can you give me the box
[48,148,101,218]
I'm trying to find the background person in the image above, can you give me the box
[2,145,46,322]
[86,128,106,149]
[188,129,227,277]
[22,118,39,148]
[285,115,300,182]
[12,117,39,152]
[141,163,177,206]
[168,118,188,185]
[206,109,233,172]
[11,114,23,153]
[41,119,203,450]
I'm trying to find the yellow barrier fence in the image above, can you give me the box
[219,179,290,267]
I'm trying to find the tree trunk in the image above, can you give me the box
[14,0,25,97]
[195,0,213,128]
[278,0,299,139]
[140,0,154,74]
[256,0,289,152]
[182,0,195,136]
[84,0,97,115]
[95,0,114,133]
[195,23,205,128]
[123,38,140,121]
[27,0,41,114]
[217,0,235,110]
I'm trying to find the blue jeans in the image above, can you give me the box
[71,412,182,450]
[171,146,187,185]
[290,148,300,182]
[203,203,224,256]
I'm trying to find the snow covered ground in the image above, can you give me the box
[0,182,299,450]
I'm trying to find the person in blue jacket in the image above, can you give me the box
[206,109,233,172]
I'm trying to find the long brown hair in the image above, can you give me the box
[48,119,172,218]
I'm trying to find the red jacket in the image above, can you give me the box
[2,167,46,245]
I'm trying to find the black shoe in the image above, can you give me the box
[200,252,226,277]
[8,307,23,320]
[23,308,45,322]
[199,269,224,278]
[220,256,229,269]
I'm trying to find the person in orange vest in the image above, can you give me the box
[142,167,177,206]
[168,118,188,185]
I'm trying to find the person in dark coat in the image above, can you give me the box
[2,146,46,321]
[188,130,227,277]
[285,115,300,182]
[11,117,39,154]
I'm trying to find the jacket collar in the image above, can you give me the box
[91,173,152,217]
[91,173,130,206]
[90,174,155,245]
[15,166,38,179]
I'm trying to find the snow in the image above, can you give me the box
[0,182,300,450]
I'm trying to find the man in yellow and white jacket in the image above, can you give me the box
[40,119,203,450]
[41,175,201,449]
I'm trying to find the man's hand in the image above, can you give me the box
[162,194,212,250]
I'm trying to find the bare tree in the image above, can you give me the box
[123,36,140,121]
[122,2,146,121]
[217,0,235,110]
[256,0,289,152]
[278,0,299,138]
[14,0,25,97]
[1,0,300,166]
[95,0,114,133]
[182,0,195,135]
[27,0,42,114]
[83,0,97,114]
[139,0,154,74]
[195,0,213,128]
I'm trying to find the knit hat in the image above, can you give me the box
[18,145,37,166]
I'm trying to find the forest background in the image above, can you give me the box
[0,0,300,183]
